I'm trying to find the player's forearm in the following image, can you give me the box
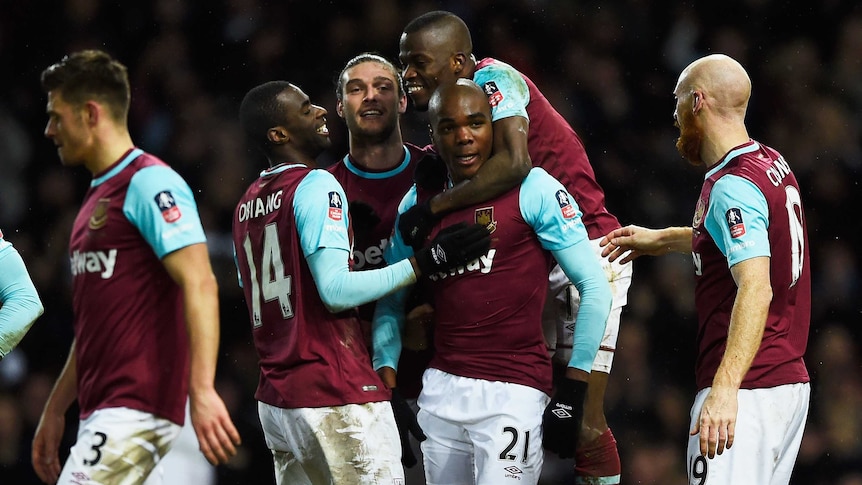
[429,149,528,215]
[658,226,694,254]
[43,342,79,416]
[554,241,612,372]
[371,289,408,371]
[183,275,221,394]
[713,262,772,389]
[307,248,416,313]
[0,248,44,357]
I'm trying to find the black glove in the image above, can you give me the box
[542,378,588,459]
[349,200,381,241]
[414,222,491,276]
[398,199,437,250]
[414,155,449,190]
[390,388,426,468]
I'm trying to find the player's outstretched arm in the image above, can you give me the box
[32,342,79,484]
[599,225,694,264]
[163,244,240,465]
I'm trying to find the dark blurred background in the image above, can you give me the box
[1,1,860,484]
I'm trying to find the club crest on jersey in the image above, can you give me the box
[328,191,343,221]
[555,190,576,219]
[89,198,111,230]
[726,208,745,238]
[693,198,706,227]
[482,81,504,107]
[475,206,497,234]
[154,191,182,223]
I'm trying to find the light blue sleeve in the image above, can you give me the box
[473,61,530,122]
[294,170,352,256]
[552,241,611,372]
[705,175,770,267]
[124,166,207,258]
[519,168,610,372]
[0,239,44,358]
[300,173,417,313]
[372,186,419,371]
[519,168,588,251]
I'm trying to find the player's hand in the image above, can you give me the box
[398,200,437,250]
[349,200,381,241]
[32,409,65,484]
[542,377,588,459]
[414,155,449,191]
[189,388,242,465]
[413,222,490,277]
[390,388,426,468]
[599,225,664,264]
[691,386,738,458]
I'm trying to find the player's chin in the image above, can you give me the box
[408,93,431,111]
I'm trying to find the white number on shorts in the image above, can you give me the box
[83,431,108,466]
[242,223,294,327]
[499,427,530,464]
[689,454,708,485]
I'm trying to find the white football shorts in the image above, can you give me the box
[686,382,810,485]
[417,368,550,485]
[57,406,181,485]
[258,400,405,485]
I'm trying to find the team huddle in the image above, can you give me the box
[0,8,811,485]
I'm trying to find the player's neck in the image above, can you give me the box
[348,134,405,171]
[85,129,135,176]
[701,122,749,168]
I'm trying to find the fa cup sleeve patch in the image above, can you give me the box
[725,208,745,238]
[155,191,182,223]
[328,191,344,221]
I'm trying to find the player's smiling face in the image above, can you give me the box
[280,85,331,156]
[337,61,406,141]
[44,91,93,167]
[399,30,459,112]
[430,85,493,184]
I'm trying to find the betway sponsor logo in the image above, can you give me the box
[70,249,117,279]
[353,238,390,269]
[427,249,495,281]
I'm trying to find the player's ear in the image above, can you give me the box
[268,126,289,145]
[336,99,345,119]
[452,52,467,75]
[692,90,704,114]
[83,100,100,127]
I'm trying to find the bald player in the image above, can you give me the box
[394,10,631,483]
[373,79,611,485]
[600,54,811,485]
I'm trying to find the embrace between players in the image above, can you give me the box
[28,8,811,485]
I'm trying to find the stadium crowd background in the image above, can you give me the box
[1,1,860,483]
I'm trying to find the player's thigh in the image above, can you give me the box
[58,407,181,485]
[259,400,404,485]
[418,368,549,485]
[686,384,809,485]
[469,384,548,485]
[417,368,484,485]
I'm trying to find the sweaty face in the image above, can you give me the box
[338,61,406,142]
[280,85,331,156]
[44,91,92,167]
[399,31,458,111]
[431,90,493,183]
